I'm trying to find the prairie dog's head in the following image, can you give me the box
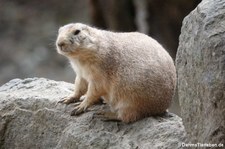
[56,23,96,56]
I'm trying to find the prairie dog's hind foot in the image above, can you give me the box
[93,111,121,122]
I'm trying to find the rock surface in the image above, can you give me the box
[176,0,225,146]
[0,78,185,149]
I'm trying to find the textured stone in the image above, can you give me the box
[0,78,185,149]
[176,0,225,146]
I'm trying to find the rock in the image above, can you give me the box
[176,0,225,146]
[0,78,185,149]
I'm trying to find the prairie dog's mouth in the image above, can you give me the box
[58,45,67,52]
[56,43,80,57]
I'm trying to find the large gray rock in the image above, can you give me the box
[0,78,185,149]
[176,0,225,146]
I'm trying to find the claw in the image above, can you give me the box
[73,101,82,106]
[71,107,85,116]
[70,101,89,116]
[58,96,79,105]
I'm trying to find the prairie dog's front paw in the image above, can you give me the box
[58,95,80,104]
[70,100,90,116]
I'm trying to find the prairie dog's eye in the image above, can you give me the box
[73,30,80,35]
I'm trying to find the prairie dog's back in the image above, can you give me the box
[98,31,175,83]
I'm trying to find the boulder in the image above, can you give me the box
[176,0,225,146]
[0,78,185,149]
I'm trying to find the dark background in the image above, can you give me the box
[0,0,201,114]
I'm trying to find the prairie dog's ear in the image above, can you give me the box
[82,25,87,29]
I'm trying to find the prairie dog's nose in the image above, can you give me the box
[57,41,65,48]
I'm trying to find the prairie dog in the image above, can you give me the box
[56,23,176,123]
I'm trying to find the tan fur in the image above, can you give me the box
[56,23,176,123]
